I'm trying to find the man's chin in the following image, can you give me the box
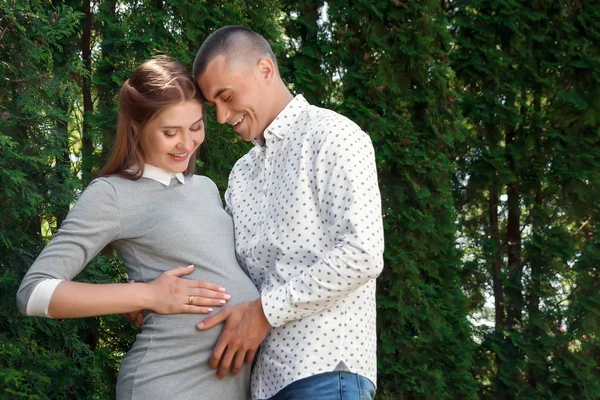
[240,131,259,143]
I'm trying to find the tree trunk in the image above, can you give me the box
[97,0,117,164]
[81,0,94,183]
[489,180,505,330]
[527,84,544,390]
[487,125,508,400]
[505,90,522,326]
[504,90,522,400]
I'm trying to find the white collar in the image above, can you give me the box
[141,164,185,186]
[252,94,309,147]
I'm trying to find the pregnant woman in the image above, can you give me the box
[16,55,259,400]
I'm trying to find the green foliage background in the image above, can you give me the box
[0,1,598,399]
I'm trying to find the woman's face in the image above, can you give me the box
[139,100,205,173]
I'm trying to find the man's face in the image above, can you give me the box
[197,55,272,142]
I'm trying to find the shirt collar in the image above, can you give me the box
[256,95,309,146]
[141,164,185,186]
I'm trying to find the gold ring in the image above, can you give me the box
[188,295,194,304]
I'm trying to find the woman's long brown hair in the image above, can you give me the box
[100,55,204,178]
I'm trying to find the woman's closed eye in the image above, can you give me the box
[163,129,177,137]
[190,122,204,132]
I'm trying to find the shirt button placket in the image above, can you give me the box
[261,146,273,208]
[250,142,271,267]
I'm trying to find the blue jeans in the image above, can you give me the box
[267,372,376,400]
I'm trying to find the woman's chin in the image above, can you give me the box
[161,159,190,173]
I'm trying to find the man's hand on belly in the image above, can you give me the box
[197,298,271,378]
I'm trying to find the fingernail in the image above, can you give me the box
[197,322,204,328]
[223,294,231,300]
[207,308,213,312]
[219,300,226,304]
[187,264,194,268]
[218,287,226,292]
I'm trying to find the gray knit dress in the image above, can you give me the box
[16,175,259,400]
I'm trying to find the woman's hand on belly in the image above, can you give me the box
[129,265,231,320]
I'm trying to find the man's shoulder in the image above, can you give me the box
[299,104,369,150]
[306,103,352,124]
[303,104,363,136]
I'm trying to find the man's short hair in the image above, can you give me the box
[193,26,277,81]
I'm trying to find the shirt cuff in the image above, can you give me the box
[26,279,63,318]
[261,285,299,328]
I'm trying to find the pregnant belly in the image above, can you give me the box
[117,312,251,400]
[125,313,220,372]
[116,267,258,399]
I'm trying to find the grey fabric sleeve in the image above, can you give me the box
[16,178,121,315]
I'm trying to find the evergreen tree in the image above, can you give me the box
[280,0,331,107]
[0,2,110,398]
[451,1,600,398]
[326,1,477,398]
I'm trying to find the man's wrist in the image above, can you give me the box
[260,285,292,328]
[253,297,271,327]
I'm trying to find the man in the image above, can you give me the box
[194,26,384,400]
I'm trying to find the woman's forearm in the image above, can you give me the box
[48,281,151,318]
[46,265,230,319]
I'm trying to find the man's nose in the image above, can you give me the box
[215,105,229,124]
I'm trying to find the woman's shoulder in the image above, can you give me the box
[95,174,136,184]
[84,176,119,193]
[92,174,149,190]
[189,174,217,186]
[83,175,147,202]
[188,174,222,197]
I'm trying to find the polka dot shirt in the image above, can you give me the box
[225,95,384,399]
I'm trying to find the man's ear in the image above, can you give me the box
[256,57,275,84]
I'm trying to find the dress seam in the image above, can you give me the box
[128,246,153,400]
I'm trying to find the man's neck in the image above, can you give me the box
[268,82,294,124]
